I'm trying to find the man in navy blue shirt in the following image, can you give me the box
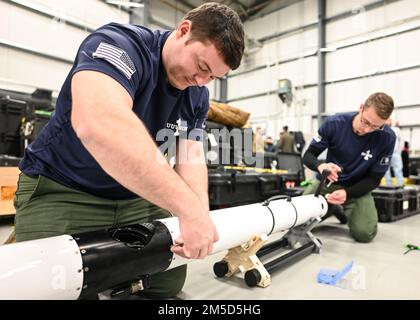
[303,92,395,242]
[14,3,244,298]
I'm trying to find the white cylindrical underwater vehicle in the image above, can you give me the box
[0,194,327,299]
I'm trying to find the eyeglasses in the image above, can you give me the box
[360,107,385,131]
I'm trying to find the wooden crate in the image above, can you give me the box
[208,101,250,128]
[0,167,20,216]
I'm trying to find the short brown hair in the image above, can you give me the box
[182,2,244,70]
[364,92,394,120]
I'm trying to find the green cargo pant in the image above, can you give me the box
[303,180,378,243]
[13,173,187,299]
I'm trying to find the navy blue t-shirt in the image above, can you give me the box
[310,112,396,186]
[19,23,209,200]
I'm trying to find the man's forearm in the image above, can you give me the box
[344,174,382,199]
[302,145,325,171]
[175,140,209,209]
[176,163,209,209]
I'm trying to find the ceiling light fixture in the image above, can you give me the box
[106,0,144,8]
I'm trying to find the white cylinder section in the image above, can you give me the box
[0,195,327,299]
[0,235,83,300]
[269,195,328,233]
[161,194,328,269]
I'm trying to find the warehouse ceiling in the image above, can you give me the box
[170,0,304,21]
[104,1,304,23]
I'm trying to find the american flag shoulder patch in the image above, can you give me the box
[92,42,136,79]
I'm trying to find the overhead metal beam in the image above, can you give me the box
[234,17,420,80]
[317,0,326,127]
[219,77,228,103]
[326,0,401,23]
[257,21,318,44]
[148,16,174,30]
[226,82,316,104]
[246,0,305,21]
[175,0,196,10]
[239,0,273,20]
[250,0,403,43]
[324,63,420,85]
[101,0,131,13]
[159,0,188,14]
[129,0,149,26]
[230,49,318,78]
[231,0,250,14]
[227,62,420,104]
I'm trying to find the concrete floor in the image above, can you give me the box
[0,219,14,245]
[181,214,420,300]
[1,213,419,300]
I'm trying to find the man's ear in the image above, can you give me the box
[175,20,192,39]
[359,103,364,112]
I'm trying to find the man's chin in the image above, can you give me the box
[355,130,367,136]
[168,78,187,90]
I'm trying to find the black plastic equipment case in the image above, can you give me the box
[408,175,420,185]
[409,157,420,175]
[0,92,53,157]
[405,185,420,212]
[0,96,26,156]
[258,152,305,182]
[208,170,283,209]
[276,152,305,183]
[0,155,21,166]
[372,186,419,222]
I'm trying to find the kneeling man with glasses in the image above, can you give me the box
[302,92,395,242]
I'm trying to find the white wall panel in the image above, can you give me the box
[0,2,87,61]
[263,28,318,59]
[326,28,420,81]
[389,69,420,106]
[326,38,393,81]
[149,0,184,30]
[296,86,319,116]
[244,0,317,41]
[30,0,129,27]
[232,94,282,137]
[235,28,318,74]
[206,80,216,101]
[393,108,420,126]
[227,86,318,138]
[326,68,420,113]
[0,0,128,93]
[228,56,318,101]
[401,127,420,151]
[327,0,374,17]
[233,94,280,118]
[326,0,420,45]
[228,68,274,101]
[0,47,72,93]
[148,22,164,31]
